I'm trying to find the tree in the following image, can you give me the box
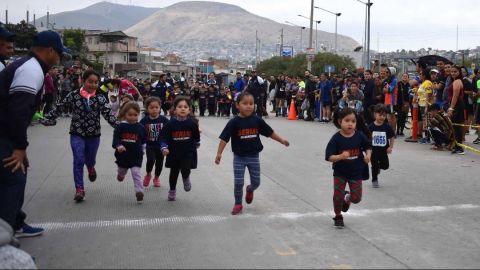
[62,29,87,56]
[256,52,356,77]
[5,20,37,50]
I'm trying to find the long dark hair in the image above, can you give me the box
[332,107,371,139]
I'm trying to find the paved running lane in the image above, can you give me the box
[20,115,480,269]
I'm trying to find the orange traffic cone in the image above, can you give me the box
[287,99,297,120]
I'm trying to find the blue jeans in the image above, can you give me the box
[233,154,261,204]
[0,138,27,230]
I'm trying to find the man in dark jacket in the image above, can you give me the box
[304,70,317,121]
[246,70,265,118]
[0,30,69,238]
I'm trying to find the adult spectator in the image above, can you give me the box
[319,73,333,122]
[0,30,69,237]
[246,70,265,117]
[166,72,175,87]
[0,26,15,72]
[304,70,316,121]
[179,72,186,91]
[151,73,172,115]
[362,70,376,124]
[233,72,245,93]
[112,78,142,101]
[42,66,58,115]
[447,65,466,154]
[396,73,411,136]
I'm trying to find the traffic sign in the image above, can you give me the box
[324,65,336,73]
[306,47,315,61]
[282,46,293,58]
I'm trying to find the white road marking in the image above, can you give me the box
[32,204,479,232]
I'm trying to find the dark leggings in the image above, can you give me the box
[169,159,192,191]
[333,176,362,217]
[371,150,389,181]
[452,102,465,150]
[146,147,164,177]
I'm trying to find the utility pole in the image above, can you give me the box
[255,30,258,68]
[456,24,459,51]
[307,0,314,71]
[280,28,284,56]
[366,0,372,69]
[26,10,29,25]
[5,10,8,24]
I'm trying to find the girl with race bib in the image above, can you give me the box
[368,104,395,188]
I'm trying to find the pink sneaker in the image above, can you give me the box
[231,204,243,215]
[153,176,161,187]
[245,185,254,204]
[143,174,151,187]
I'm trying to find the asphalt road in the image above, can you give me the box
[18,113,480,269]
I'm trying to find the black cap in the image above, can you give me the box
[0,26,15,41]
[32,30,71,54]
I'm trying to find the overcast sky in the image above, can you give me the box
[3,0,479,51]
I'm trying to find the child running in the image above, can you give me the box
[161,97,200,201]
[325,108,372,228]
[368,104,395,188]
[42,70,118,202]
[140,97,169,187]
[215,92,290,215]
[113,102,147,202]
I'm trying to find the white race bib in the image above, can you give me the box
[372,131,387,147]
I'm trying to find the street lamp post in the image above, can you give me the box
[356,0,373,69]
[298,15,322,54]
[285,21,306,53]
[314,6,341,53]
[308,0,314,71]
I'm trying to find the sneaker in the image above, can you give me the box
[117,174,125,182]
[143,174,151,187]
[15,224,44,238]
[183,177,191,192]
[473,138,480,145]
[333,216,344,228]
[136,192,144,203]
[418,138,430,144]
[451,149,465,155]
[231,204,243,215]
[153,176,161,187]
[245,185,254,204]
[87,167,97,182]
[372,180,380,188]
[342,191,350,212]
[168,190,176,201]
[74,190,85,202]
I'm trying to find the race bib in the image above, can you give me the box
[372,131,387,147]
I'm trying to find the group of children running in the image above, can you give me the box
[41,70,396,228]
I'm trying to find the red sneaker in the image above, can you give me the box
[87,167,97,182]
[245,185,254,204]
[231,204,243,215]
[143,174,151,187]
[153,176,161,187]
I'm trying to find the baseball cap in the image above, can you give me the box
[0,26,15,41]
[32,30,71,55]
[430,69,439,74]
